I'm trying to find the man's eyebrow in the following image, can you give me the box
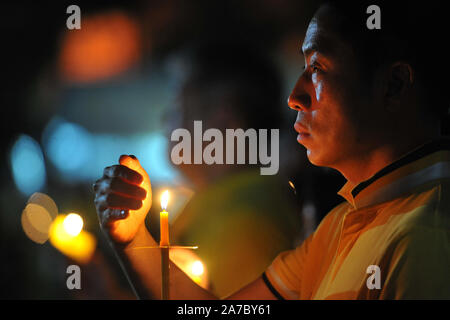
[301,43,318,57]
[301,39,333,58]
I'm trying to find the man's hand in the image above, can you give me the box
[93,155,152,244]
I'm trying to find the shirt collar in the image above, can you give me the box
[338,139,450,209]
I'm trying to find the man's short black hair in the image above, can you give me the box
[321,0,449,120]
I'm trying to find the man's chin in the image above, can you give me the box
[305,148,329,168]
[297,138,331,167]
[306,149,317,164]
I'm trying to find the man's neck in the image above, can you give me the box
[338,134,441,186]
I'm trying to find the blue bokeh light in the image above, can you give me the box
[43,117,179,183]
[10,135,47,196]
[44,119,93,174]
[135,133,179,182]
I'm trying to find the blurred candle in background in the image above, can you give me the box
[49,213,96,264]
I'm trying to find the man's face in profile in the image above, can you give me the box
[289,5,384,170]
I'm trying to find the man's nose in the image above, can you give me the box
[287,74,311,112]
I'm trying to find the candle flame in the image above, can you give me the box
[161,190,169,210]
[63,213,84,237]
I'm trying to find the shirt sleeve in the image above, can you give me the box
[380,226,450,299]
[263,233,314,300]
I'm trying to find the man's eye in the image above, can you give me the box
[311,63,320,72]
[302,63,321,73]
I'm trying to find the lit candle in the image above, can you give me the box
[160,190,170,300]
[160,190,170,246]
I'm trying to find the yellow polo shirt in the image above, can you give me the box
[263,139,450,299]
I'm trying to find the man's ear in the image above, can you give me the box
[385,62,414,110]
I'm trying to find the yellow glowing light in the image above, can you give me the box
[21,193,59,244]
[288,180,295,189]
[49,214,96,264]
[191,260,204,277]
[161,190,169,210]
[21,203,53,244]
[169,248,209,289]
[63,213,83,236]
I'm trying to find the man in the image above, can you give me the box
[93,1,450,299]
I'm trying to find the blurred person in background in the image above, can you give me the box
[165,40,303,298]
[95,39,303,299]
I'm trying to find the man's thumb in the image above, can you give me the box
[119,154,137,167]
[119,154,145,178]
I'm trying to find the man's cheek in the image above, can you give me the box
[312,74,324,102]
[310,110,331,142]
[316,82,324,102]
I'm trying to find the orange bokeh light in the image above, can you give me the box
[59,11,141,83]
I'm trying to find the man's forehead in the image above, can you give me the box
[301,17,346,58]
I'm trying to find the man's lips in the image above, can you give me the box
[294,122,311,142]
[294,122,310,134]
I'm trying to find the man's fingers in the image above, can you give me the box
[94,177,146,200]
[109,177,147,200]
[103,165,143,185]
[119,154,140,171]
[96,192,143,210]
[101,209,128,227]
[106,193,143,210]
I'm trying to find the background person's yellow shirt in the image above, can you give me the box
[264,139,450,299]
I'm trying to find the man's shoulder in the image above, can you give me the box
[314,201,350,234]
[398,180,450,231]
[373,180,450,252]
